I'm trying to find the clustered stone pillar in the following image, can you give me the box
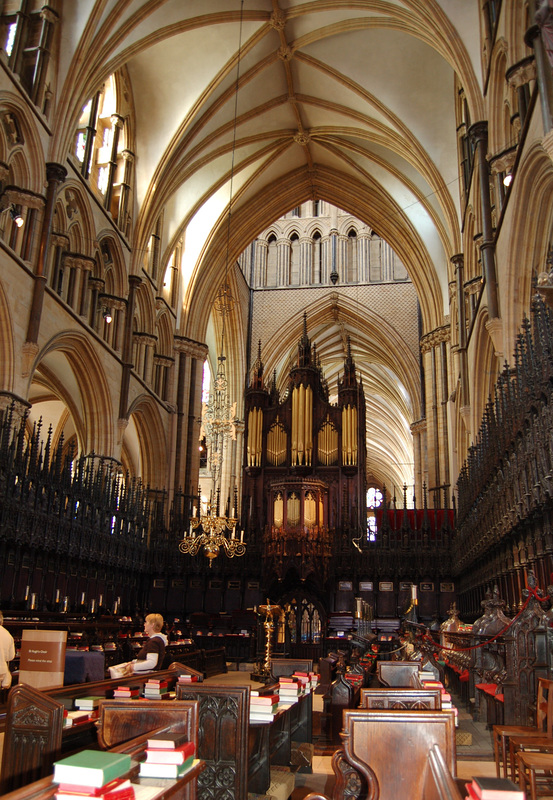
[420,325,451,507]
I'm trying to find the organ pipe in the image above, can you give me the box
[247,407,263,466]
[342,404,358,465]
[292,384,313,465]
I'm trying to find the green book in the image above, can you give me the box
[53,750,131,788]
[138,756,195,779]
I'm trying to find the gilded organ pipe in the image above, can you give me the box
[292,384,313,465]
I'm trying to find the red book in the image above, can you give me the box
[146,732,189,750]
[55,778,132,798]
[470,776,524,800]
[145,742,196,764]
[250,694,279,706]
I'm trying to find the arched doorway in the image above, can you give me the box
[277,590,326,662]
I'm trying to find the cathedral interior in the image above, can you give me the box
[2,0,553,656]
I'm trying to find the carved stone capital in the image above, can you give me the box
[420,325,450,353]
[40,6,59,25]
[2,186,44,210]
[541,129,553,166]
[45,162,67,184]
[174,336,208,359]
[485,317,503,358]
[133,332,158,347]
[506,56,536,89]
[21,341,39,378]
[62,252,96,271]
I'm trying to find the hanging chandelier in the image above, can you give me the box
[178,0,246,566]
[179,488,246,567]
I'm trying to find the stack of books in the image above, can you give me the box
[421,679,459,726]
[291,672,311,692]
[464,776,524,800]
[73,696,104,720]
[113,685,140,699]
[63,709,90,728]
[278,677,302,704]
[249,691,279,722]
[177,674,199,684]
[143,678,170,699]
[138,732,196,779]
[53,750,133,800]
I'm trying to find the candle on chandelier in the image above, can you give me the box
[231,527,236,539]
[240,530,244,542]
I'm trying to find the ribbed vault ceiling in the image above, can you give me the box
[55,1,480,494]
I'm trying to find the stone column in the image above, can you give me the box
[420,326,451,507]
[118,274,141,419]
[299,236,311,285]
[173,337,208,498]
[526,0,553,134]
[469,122,499,320]
[103,114,124,213]
[452,253,470,410]
[26,162,67,345]
[277,237,290,286]
[410,419,426,503]
[358,231,371,282]
[117,150,134,237]
[31,5,59,108]
[256,239,268,288]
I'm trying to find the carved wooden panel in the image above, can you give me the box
[176,684,250,800]
[360,688,442,710]
[0,683,65,794]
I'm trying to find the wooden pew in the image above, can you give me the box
[0,701,204,800]
[0,662,201,793]
[100,683,313,800]
[359,687,442,710]
[99,685,250,800]
[377,661,422,687]
[307,708,457,800]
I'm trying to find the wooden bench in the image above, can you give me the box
[0,700,204,800]
[377,661,422,687]
[359,687,442,710]
[304,709,458,800]
[0,662,201,793]
[99,682,313,800]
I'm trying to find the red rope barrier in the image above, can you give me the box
[420,584,546,654]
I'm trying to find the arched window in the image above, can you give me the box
[266,233,277,286]
[290,232,300,285]
[347,228,358,283]
[1,2,58,115]
[366,486,383,541]
[312,231,322,283]
[73,74,133,233]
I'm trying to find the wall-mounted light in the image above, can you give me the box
[102,307,112,324]
[503,172,513,187]
[9,205,23,227]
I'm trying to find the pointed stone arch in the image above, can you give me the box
[125,394,168,488]
[27,331,115,457]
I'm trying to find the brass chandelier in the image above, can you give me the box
[178,0,246,567]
